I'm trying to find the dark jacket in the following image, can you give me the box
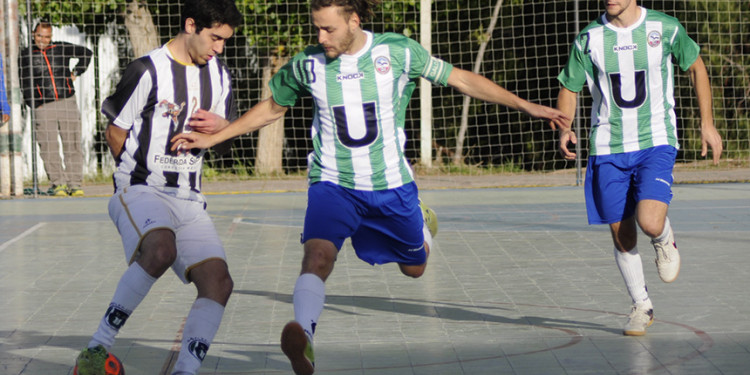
[19,41,93,108]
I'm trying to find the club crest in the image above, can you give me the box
[648,31,662,47]
[375,56,391,74]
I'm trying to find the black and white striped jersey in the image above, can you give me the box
[102,43,236,201]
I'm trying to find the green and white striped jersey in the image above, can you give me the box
[270,31,453,190]
[558,7,700,155]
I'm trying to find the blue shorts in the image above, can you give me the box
[585,145,676,225]
[302,181,426,266]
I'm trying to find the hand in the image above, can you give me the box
[170,132,214,155]
[701,123,723,165]
[1,114,9,123]
[558,128,577,160]
[524,103,572,130]
[188,109,229,134]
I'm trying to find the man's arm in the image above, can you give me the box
[445,67,571,129]
[687,56,722,164]
[555,87,578,160]
[67,43,94,77]
[105,124,128,163]
[171,96,288,152]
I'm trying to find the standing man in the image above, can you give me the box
[173,1,569,373]
[553,0,722,336]
[19,21,93,196]
[73,1,242,374]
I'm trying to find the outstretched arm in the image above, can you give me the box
[171,96,288,152]
[688,56,722,165]
[446,67,571,129]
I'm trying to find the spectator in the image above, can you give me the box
[20,21,93,196]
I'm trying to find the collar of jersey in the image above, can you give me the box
[602,6,647,32]
[165,39,194,66]
[340,30,373,60]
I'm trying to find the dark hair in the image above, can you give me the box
[33,20,52,33]
[310,0,380,24]
[181,0,243,33]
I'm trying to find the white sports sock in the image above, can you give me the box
[89,262,156,349]
[172,298,225,375]
[422,224,433,253]
[614,247,649,304]
[293,273,326,340]
[654,217,672,243]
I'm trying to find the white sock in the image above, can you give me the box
[422,224,433,253]
[293,273,326,340]
[172,298,225,375]
[89,262,156,349]
[653,217,672,243]
[614,247,649,304]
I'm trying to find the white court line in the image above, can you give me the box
[0,222,46,253]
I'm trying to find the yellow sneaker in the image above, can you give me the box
[51,184,69,197]
[69,187,85,197]
[419,199,438,237]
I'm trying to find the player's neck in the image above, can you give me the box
[345,30,368,56]
[166,35,192,65]
[607,5,641,28]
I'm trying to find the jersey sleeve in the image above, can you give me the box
[669,22,700,72]
[557,34,589,93]
[269,52,310,107]
[405,37,453,86]
[101,57,155,130]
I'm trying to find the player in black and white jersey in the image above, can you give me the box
[74,1,242,374]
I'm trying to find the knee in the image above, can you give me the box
[400,264,426,278]
[138,244,177,277]
[215,272,234,302]
[639,219,664,239]
[302,240,337,277]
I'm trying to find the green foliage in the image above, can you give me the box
[21,0,125,35]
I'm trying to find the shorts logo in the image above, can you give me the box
[648,31,662,47]
[375,56,391,74]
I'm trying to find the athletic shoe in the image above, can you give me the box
[49,184,69,197]
[281,321,315,375]
[419,199,438,237]
[652,227,680,283]
[74,344,109,374]
[623,301,654,336]
[69,187,85,197]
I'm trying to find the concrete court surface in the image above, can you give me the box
[0,182,748,374]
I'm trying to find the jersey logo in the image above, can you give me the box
[609,70,647,109]
[612,43,638,53]
[375,56,391,74]
[336,71,365,82]
[159,99,185,123]
[648,31,662,47]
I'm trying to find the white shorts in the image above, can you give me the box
[108,185,225,283]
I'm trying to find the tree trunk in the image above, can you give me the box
[255,54,289,175]
[453,0,505,165]
[123,1,159,58]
